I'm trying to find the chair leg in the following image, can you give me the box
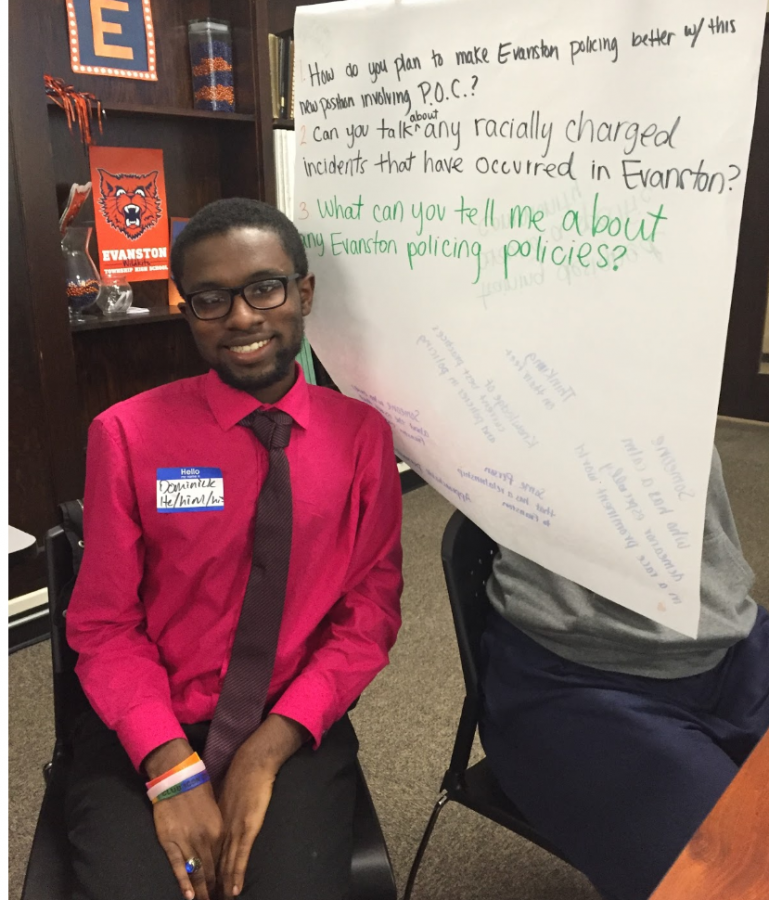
[402,793,449,900]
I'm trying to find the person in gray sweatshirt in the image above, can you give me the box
[480,447,768,900]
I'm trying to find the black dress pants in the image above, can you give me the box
[65,708,359,900]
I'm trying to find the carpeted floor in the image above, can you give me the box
[8,418,768,900]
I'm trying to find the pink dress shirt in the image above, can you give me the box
[67,366,403,768]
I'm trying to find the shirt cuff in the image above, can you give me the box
[269,676,335,750]
[114,702,188,771]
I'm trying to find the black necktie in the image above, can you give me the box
[204,409,293,789]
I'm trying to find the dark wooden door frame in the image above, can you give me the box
[9,0,86,601]
[9,0,86,502]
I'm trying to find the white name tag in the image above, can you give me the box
[156,467,224,513]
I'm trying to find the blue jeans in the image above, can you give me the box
[480,606,769,900]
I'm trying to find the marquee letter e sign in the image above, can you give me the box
[66,0,158,81]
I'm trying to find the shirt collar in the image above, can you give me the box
[205,363,311,432]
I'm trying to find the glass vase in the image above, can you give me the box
[61,226,102,324]
[97,272,134,315]
[188,19,235,112]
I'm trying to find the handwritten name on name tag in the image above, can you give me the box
[156,467,224,512]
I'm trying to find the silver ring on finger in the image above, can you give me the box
[185,856,203,876]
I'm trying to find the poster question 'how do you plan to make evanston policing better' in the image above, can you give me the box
[293,0,767,638]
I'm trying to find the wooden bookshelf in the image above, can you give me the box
[48,97,257,122]
[70,307,186,331]
[10,0,356,601]
[9,0,287,597]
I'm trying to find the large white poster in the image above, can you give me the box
[294,0,766,637]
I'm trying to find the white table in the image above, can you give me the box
[8,525,37,563]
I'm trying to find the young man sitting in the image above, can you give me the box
[66,198,404,900]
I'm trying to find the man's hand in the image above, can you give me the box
[144,739,224,900]
[217,715,309,899]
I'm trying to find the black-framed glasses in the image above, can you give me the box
[185,273,302,320]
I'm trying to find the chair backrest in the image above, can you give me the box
[45,525,88,754]
[440,511,498,701]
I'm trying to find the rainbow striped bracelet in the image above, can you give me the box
[146,755,209,804]
[146,751,200,789]
[152,770,211,804]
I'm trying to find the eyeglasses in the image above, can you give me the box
[185,274,302,320]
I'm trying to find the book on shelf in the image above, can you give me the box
[289,39,295,120]
[268,34,281,119]
[273,128,295,219]
[273,125,313,384]
[269,33,295,120]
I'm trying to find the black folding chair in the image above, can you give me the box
[403,510,572,899]
[21,524,397,900]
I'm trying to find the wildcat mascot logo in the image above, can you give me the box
[97,169,162,241]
